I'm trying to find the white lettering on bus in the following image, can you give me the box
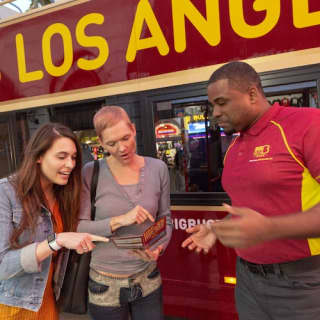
[173,218,214,230]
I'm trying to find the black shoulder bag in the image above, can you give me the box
[59,160,100,314]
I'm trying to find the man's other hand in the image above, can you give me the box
[181,224,217,254]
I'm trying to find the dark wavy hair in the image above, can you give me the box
[10,123,82,248]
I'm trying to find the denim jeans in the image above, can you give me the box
[88,285,163,320]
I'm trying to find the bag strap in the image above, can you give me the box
[90,160,100,220]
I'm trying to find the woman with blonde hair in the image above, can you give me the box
[0,122,97,320]
[78,106,172,320]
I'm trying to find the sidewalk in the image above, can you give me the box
[60,313,90,320]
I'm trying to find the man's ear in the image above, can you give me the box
[37,157,42,164]
[248,86,259,103]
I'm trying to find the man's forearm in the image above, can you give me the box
[268,203,320,240]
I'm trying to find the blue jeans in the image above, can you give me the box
[88,286,163,320]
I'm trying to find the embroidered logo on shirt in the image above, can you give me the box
[253,145,270,157]
[249,145,273,162]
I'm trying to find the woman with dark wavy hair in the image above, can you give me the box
[0,122,97,320]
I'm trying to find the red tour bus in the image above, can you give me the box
[0,1,320,319]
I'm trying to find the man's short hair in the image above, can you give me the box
[208,61,264,95]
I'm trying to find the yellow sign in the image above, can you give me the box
[184,114,205,130]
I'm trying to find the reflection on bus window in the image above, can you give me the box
[154,101,237,193]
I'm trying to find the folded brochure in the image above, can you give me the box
[111,217,166,249]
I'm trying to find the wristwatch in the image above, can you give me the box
[47,233,62,251]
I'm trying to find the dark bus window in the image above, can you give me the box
[264,81,319,108]
[154,100,237,193]
[74,129,104,163]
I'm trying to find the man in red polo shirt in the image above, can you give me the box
[182,61,320,319]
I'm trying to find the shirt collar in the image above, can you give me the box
[242,103,281,136]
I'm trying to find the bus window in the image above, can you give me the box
[74,129,105,163]
[154,82,319,193]
[154,99,237,193]
[265,83,319,109]
[0,121,15,178]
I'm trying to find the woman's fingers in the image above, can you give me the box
[81,241,88,251]
[91,235,109,242]
[140,207,155,222]
[136,213,145,224]
[82,238,95,251]
[56,232,99,253]
[72,233,95,252]
[135,206,154,224]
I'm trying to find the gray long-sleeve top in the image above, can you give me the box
[78,157,173,275]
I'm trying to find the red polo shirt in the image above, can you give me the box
[222,103,320,264]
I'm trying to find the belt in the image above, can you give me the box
[95,270,131,279]
[93,262,157,280]
[240,254,320,277]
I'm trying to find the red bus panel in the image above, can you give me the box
[159,208,238,319]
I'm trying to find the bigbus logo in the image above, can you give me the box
[173,218,215,230]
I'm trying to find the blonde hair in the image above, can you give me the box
[93,106,132,138]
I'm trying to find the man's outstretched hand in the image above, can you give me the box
[182,223,217,254]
